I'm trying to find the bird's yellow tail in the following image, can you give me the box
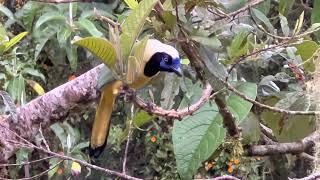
[89,81,123,157]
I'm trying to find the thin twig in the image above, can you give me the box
[0,160,63,180]
[32,145,142,180]
[226,41,290,81]
[249,8,320,40]
[0,156,55,167]
[214,0,265,21]
[123,105,134,174]
[1,125,142,180]
[39,123,50,151]
[129,83,212,119]
[223,80,320,115]
[94,8,121,31]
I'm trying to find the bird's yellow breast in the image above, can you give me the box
[128,74,155,89]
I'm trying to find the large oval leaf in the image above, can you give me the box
[251,8,274,33]
[120,0,158,60]
[73,37,117,68]
[295,40,319,72]
[262,92,316,142]
[173,82,257,179]
[75,18,103,37]
[173,103,224,180]
[35,12,66,29]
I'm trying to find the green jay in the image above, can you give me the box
[89,39,182,157]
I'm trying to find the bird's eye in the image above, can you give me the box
[163,57,169,63]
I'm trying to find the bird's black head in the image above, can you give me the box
[144,52,182,77]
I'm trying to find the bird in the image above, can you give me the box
[89,39,182,157]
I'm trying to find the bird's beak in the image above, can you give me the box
[170,66,183,77]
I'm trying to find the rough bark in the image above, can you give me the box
[0,64,104,161]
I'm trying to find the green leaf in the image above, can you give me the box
[173,103,223,180]
[66,42,78,71]
[76,18,103,37]
[279,13,290,36]
[80,9,115,20]
[160,74,180,109]
[163,0,173,11]
[73,37,117,68]
[7,80,16,103]
[50,123,67,150]
[48,158,61,178]
[7,75,26,105]
[295,40,319,72]
[120,0,158,60]
[57,26,72,47]
[0,5,15,21]
[133,111,152,127]
[255,0,270,15]
[227,82,257,122]
[0,23,8,42]
[181,58,190,65]
[124,0,139,9]
[306,23,320,33]
[179,80,201,108]
[251,8,274,33]
[35,12,66,29]
[173,82,257,179]
[293,11,305,35]
[18,74,26,105]
[0,73,6,80]
[226,31,249,62]
[22,68,46,82]
[262,92,315,142]
[191,36,222,50]
[312,0,320,40]
[71,141,90,153]
[279,0,295,16]
[15,148,31,169]
[33,26,59,60]
[240,113,261,145]
[15,1,44,31]
[125,35,149,83]
[3,32,28,52]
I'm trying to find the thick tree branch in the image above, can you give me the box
[247,131,320,156]
[0,64,104,161]
[292,173,320,180]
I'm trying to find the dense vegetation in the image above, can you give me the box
[0,0,320,179]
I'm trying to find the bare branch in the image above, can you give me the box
[2,125,142,180]
[0,156,56,167]
[128,82,213,119]
[247,131,320,156]
[213,0,265,21]
[291,173,320,180]
[226,41,290,81]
